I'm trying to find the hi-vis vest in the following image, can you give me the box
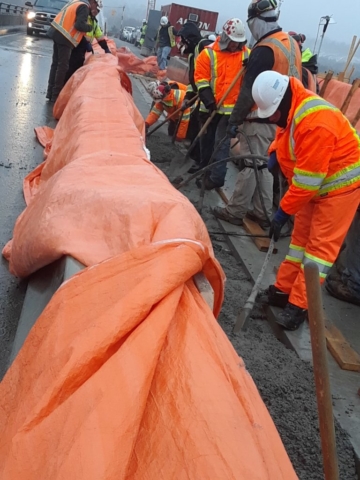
[272,77,360,215]
[86,16,103,41]
[247,32,302,120]
[195,41,251,115]
[186,38,212,95]
[157,26,176,48]
[52,0,89,47]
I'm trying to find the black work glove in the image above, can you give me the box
[184,91,197,102]
[180,100,189,112]
[85,41,93,53]
[105,48,111,54]
[269,207,291,241]
[199,86,216,112]
[226,123,239,138]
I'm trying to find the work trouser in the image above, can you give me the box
[157,46,171,70]
[64,37,87,83]
[275,188,360,309]
[340,210,360,298]
[199,112,230,187]
[225,121,276,221]
[47,40,73,101]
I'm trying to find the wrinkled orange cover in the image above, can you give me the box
[0,55,297,479]
[319,78,360,130]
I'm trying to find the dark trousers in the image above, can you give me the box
[199,112,230,186]
[65,37,87,83]
[47,40,72,101]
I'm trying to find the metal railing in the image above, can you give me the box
[0,2,30,14]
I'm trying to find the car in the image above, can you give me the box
[25,0,67,36]
[134,28,141,47]
[121,26,135,43]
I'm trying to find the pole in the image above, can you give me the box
[304,263,339,480]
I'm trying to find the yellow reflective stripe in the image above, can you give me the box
[206,48,217,96]
[173,90,181,103]
[186,84,193,93]
[289,97,338,160]
[318,160,360,195]
[302,252,333,277]
[293,168,326,191]
[285,244,305,263]
[151,107,162,116]
[196,79,210,89]
[218,105,234,114]
[260,37,300,79]
[182,112,191,120]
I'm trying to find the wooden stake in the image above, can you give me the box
[304,263,339,480]
[352,106,360,127]
[319,71,334,97]
[340,78,360,114]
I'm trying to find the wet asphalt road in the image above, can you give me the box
[0,32,56,379]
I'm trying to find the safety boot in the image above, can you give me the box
[212,206,244,226]
[276,302,308,331]
[267,285,289,308]
[325,279,360,306]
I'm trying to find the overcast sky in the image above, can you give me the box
[163,0,359,44]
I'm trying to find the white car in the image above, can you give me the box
[121,26,135,43]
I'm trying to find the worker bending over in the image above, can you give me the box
[213,0,302,229]
[145,82,193,142]
[194,18,250,189]
[253,70,360,330]
[65,4,111,83]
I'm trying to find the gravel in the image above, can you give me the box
[147,130,357,480]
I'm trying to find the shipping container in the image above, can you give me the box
[160,3,219,56]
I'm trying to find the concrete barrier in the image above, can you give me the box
[166,56,189,85]
[0,2,28,28]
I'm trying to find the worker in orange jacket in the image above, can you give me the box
[193,18,250,187]
[213,0,302,230]
[145,81,193,141]
[252,70,360,330]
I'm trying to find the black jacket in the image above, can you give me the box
[48,3,93,48]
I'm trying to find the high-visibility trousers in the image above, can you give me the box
[275,188,360,309]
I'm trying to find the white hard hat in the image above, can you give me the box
[160,16,168,26]
[252,70,289,118]
[222,18,246,42]
[146,81,160,97]
[142,19,146,23]
[208,34,216,41]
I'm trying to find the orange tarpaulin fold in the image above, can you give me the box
[0,53,297,479]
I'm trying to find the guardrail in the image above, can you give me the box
[0,2,29,14]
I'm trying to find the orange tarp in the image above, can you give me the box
[318,78,360,130]
[0,53,297,479]
[116,45,159,75]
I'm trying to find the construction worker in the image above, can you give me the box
[140,19,147,47]
[177,22,213,169]
[193,18,250,188]
[289,31,319,93]
[213,0,302,229]
[145,82,193,142]
[325,209,360,306]
[252,70,360,330]
[46,0,98,103]
[155,16,178,72]
[65,5,111,83]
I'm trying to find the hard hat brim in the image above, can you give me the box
[257,101,281,119]
[227,34,246,42]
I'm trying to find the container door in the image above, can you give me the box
[143,9,162,53]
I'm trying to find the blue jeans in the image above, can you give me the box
[342,210,360,298]
[199,113,230,187]
[157,46,171,70]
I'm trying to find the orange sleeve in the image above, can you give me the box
[194,49,211,92]
[280,124,335,215]
[145,102,164,126]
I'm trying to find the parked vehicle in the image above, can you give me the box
[134,28,142,47]
[25,0,67,36]
[121,26,136,43]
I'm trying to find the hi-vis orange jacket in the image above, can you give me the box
[52,0,90,47]
[271,77,360,215]
[195,38,251,114]
[145,89,192,139]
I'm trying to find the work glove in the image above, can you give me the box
[180,99,189,112]
[269,207,291,241]
[267,151,279,175]
[199,86,216,113]
[105,48,111,54]
[85,41,93,53]
[226,123,239,138]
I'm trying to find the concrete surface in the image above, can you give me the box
[0,32,55,379]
